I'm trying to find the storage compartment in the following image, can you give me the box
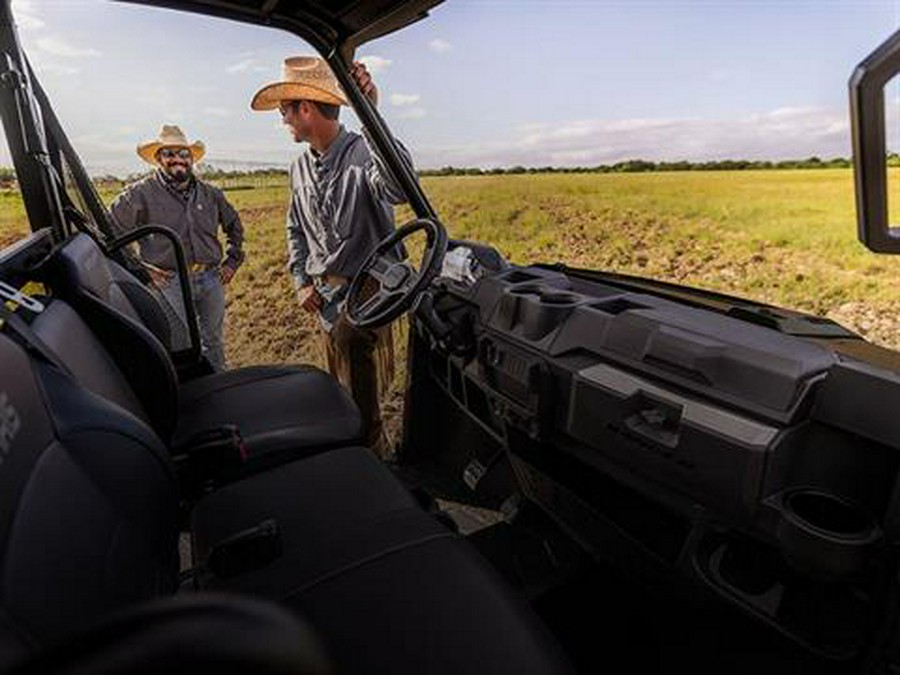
[567,362,777,518]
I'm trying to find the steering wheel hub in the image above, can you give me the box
[382,263,411,291]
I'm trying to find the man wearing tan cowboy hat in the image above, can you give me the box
[109,124,245,371]
[251,57,415,460]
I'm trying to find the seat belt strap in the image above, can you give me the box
[0,290,74,379]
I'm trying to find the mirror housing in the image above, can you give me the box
[851,28,900,252]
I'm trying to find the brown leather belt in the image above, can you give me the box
[318,274,349,288]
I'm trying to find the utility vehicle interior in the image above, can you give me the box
[2,0,900,673]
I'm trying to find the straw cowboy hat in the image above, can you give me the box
[250,56,347,111]
[137,125,206,165]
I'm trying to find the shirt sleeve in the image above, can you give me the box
[216,189,245,271]
[286,165,312,289]
[108,185,147,238]
[361,127,415,206]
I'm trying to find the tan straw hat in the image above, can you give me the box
[250,56,347,111]
[137,124,206,165]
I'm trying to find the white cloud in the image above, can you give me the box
[413,105,852,169]
[226,59,254,73]
[36,36,100,58]
[15,12,44,30]
[390,93,420,106]
[359,55,391,74]
[398,107,426,120]
[33,62,81,76]
[203,107,230,118]
[226,58,268,74]
[429,39,452,53]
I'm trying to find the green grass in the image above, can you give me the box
[412,170,900,316]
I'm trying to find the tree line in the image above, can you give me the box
[418,156,856,177]
[0,154,894,191]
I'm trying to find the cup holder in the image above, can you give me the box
[785,491,872,536]
[502,285,583,340]
[772,489,881,581]
[507,284,581,305]
[537,292,581,306]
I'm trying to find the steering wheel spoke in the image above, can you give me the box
[356,288,397,317]
[367,255,394,284]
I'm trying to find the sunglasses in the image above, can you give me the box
[278,100,301,116]
[158,148,192,160]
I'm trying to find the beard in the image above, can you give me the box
[169,165,191,182]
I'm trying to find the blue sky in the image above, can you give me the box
[8,0,900,175]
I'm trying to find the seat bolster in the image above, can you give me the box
[56,292,179,441]
[31,301,148,427]
[50,233,145,326]
[110,267,173,349]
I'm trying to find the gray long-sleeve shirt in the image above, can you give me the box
[286,126,411,288]
[109,171,245,272]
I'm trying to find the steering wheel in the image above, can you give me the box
[346,217,448,329]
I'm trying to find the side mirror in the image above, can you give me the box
[851,28,900,252]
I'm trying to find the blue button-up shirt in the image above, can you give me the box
[285,126,412,290]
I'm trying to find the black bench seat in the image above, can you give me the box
[0,330,572,674]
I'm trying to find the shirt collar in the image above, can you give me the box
[155,168,196,199]
[309,125,349,173]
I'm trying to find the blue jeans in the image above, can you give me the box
[159,269,226,371]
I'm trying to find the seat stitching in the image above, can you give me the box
[181,369,319,406]
[282,532,456,601]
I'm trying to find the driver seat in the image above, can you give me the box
[41,233,364,472]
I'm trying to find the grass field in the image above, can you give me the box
[2,169,900,437]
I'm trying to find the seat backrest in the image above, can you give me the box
[0,333,180,645]
[29,298,178,441]
[51,233,173,348]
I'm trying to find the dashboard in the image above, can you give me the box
[406,242,900,663]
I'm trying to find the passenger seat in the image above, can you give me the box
[41,233,363,471]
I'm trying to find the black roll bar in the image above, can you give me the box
[0,0,67,240]
[107,224,202,362]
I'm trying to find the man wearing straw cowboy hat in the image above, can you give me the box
[251,57,414,459]
[109,124,245,372]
